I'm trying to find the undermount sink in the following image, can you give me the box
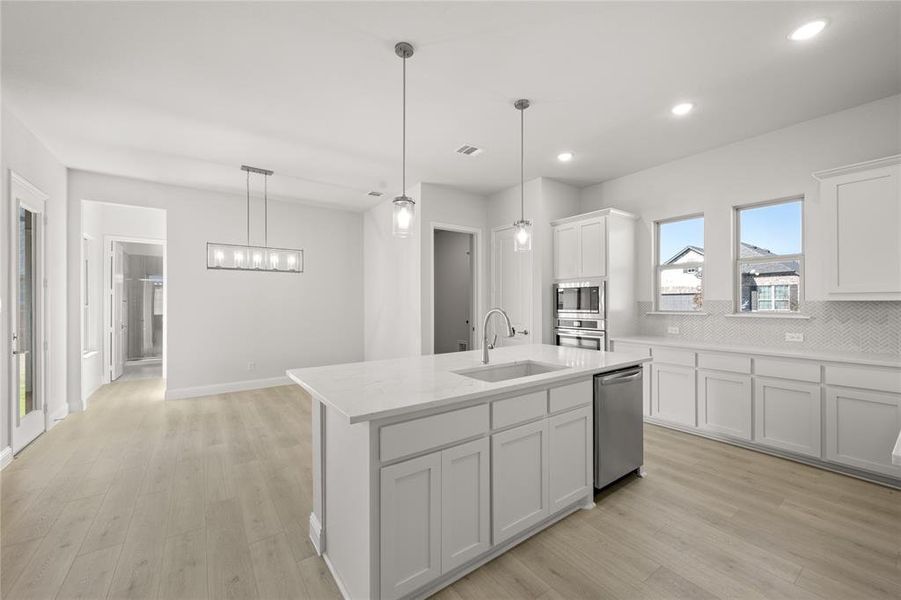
[454,360,567,383]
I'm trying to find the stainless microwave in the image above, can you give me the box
[554,279,605,318]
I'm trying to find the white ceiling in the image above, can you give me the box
[3,1,899,210]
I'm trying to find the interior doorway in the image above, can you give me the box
[107,240,165,382]
[8,173,48,454]
[433,227,476,354]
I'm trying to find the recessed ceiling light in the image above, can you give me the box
[671,102,694,116]
[789,19,827,41]
[557,152,574,162]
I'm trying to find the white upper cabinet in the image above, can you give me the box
[553,216,607,280]
[814,155,901,299]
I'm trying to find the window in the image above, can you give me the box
[736,198,803,313]
[655,215,704,312]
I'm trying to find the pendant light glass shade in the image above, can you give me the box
[392,195,415,238]
[513,219,532,252]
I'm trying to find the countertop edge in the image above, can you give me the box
[287,355,649,424]
[893,430,901,467]
[611,336,900,368]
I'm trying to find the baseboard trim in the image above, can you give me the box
[164,376,291,400]
[0,447,12,470]
[309,513,324,556]
[48,405,69,430]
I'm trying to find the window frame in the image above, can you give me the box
[733,196,804,315]
[654,213,705,313]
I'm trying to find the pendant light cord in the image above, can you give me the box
[402,53,407,195]
[520,104,524,220]
[246,169,251,246]
[264,174,268,247]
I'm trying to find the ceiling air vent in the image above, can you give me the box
[456,144,484,156]
[367,191,383,197]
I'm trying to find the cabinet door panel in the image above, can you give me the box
[441,438,490,573]
[753,378,821,458]
[380,452,441,600]
[698,370,752,440]
[491,419,549,544]
[548,406,593,512]
[579,218,606,278]
[554,225,580,280]
[826,387,901,477]
[652,364,696,426]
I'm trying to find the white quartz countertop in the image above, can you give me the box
[287,344,649,423]
[612,335,901,368]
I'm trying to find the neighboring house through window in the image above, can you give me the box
[735,198,803,313]
[655,215,704,312]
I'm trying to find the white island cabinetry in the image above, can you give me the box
[289,344,649,600]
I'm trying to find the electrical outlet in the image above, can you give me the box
[785,332,804,343]
[247,361,256,371]
[667,326,680,335]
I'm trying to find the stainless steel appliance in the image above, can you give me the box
[594,367,644,488]
[554,279,606,350]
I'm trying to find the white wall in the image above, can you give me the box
[68,170,364,399]
[363,185,422,360]
[80,201,166,405]
[580,94,901,304]
[420,183,489,355]
[434,230,474,354]
[1,106,68,452]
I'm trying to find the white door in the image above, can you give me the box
[553,223,580,280]
[578,217,607,278]
[652,363,697,426]
[9,174,47,454]
[548,405,593,512]
[697,370,752,440]
[825,386,901,477]
[380,451,442,600]
[110,242,126,380]
[441,437,490,573]
[491,419,549,544]
[753,377,821,458]
[491,226,532,345]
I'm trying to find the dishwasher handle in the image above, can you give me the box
[597,367,642,385]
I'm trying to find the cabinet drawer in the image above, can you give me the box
[492,391,547,430]
[611,341,651,356]
[549,379,593,413]
[380,404,489,462]
[652,347,695,367]
[698,352,751,374]
[755,357,820,383]
[825,364,901,394]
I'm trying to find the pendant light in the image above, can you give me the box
[206,165,304,273]
[392,41,415,238]
[513,99,532,252]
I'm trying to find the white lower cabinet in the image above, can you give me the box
[652,363,696,426]
[825,387,901,477]
[441,438,490,572]
[548,405,593,512]
[491,419,550,544]
[380,452,442,600]
[697,370,752,440]
[754,377,821,458]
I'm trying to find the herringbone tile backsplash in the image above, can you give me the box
[635,301,901,356]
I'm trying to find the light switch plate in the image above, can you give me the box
[667,326,680,335]
[785,332,804,342]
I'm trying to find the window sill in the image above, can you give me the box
[82,350,99,359]
[645,311,710,317]
[724,313,811,320]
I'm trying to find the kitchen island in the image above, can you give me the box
[287,344,650,600]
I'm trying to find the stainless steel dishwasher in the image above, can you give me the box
[594,366,645,489]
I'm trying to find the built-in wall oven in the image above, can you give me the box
[554,279,606,350]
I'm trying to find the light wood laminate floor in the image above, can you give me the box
[1,379,899,599]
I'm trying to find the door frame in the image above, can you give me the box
[490,224,534,345]
[102,235,167,384]
[8,171,49,454]
[429,222,483,354]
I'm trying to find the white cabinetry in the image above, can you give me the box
[753,377,821,458]
[553,223,580,280]
[652,363,696,426]
[548,405,593,512]
[441,438,490,572]
[815,155,901,299]
[491,419,549,544]
[698,370,752,440]
[825,387,901,477]
[553,217,606,280]
[380,452,442,600]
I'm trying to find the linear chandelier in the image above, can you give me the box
[206,165,304,273]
